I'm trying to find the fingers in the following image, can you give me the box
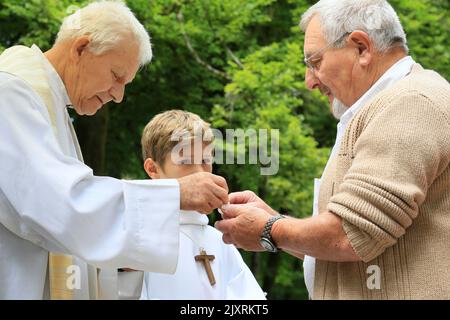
[220,204,243,219]
[216,219,251,250]
[200,200,223,214]
[212,174,229,194]
[214,219,231,234]
[222,233,234,245]
[179,172,229,213]
[200,191,226,214]
[196,197,224,215]
[202,173,229,210]
[211,174,229,205]
[198,203,212,215]
[211,183,229,205]
[228,190,255,205]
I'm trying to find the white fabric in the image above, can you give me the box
[97,268,145,300]
[140,211,266,300]
[303,56,416,298]
[117,271,145,300]
[0,45,181,299]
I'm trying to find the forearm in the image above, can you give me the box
[271,211,361,262]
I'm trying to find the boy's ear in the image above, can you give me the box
[144,158,160,179]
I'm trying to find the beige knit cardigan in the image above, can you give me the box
[313,64,450,300]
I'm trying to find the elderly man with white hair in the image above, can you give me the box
[0,1,228,299]
[216,0,450,299]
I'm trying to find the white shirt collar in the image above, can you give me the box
[338,56,416,128]
[31,44,73,109]
[180,210,209,226]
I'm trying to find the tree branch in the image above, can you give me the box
[177,10,230,80]
[226,46,244,70]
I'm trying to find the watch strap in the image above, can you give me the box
[261,215,285,244]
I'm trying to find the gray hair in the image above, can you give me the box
[55,0,152,66]
[300,0,409,53]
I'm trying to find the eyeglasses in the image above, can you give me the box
[303,32,350,73]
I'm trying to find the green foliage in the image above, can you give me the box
[210,40,328,299]
[1,0,448,299]
[0,0,75,49]
[391,0,450,79]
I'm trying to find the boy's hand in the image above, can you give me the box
[178,172,229,214]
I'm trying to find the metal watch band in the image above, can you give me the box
[262,215,285,244]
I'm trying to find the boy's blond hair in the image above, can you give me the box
[141,110,214,165]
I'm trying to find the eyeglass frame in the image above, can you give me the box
[303,32,351,73]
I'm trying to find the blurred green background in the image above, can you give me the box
[1,0,448,299]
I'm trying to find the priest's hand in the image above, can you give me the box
[178,172,229,214]
[215,204,272,251]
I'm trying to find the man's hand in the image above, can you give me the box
[226,190,278,216]
[178,172,229,214]
[215,204,272,251]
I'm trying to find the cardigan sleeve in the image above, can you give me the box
[327,92,450,262]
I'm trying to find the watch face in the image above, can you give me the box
[260,237,276,253]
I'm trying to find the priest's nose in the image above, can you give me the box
[111,83,125,103]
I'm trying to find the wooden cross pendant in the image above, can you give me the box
[195,249,216,286]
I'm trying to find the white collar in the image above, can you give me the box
[31,44,73,109]
[180,210,209,226]
[338,56,416,127]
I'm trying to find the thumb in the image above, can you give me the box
[228,191,252,205]
[220,204,244,219]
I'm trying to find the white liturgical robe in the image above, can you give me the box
[0,45,181,299]
[140,211,266,300]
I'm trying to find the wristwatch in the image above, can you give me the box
[259,215,285,253]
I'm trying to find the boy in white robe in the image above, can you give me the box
[139,110,266,300]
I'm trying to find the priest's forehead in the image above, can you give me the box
[107,42,140,84]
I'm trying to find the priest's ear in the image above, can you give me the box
[70,36,91,62]
[144,158,161,179]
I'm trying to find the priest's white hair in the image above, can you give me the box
[55,0,152,66]
[300,0,408,53]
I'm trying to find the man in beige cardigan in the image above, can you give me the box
[216,0,450,299]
